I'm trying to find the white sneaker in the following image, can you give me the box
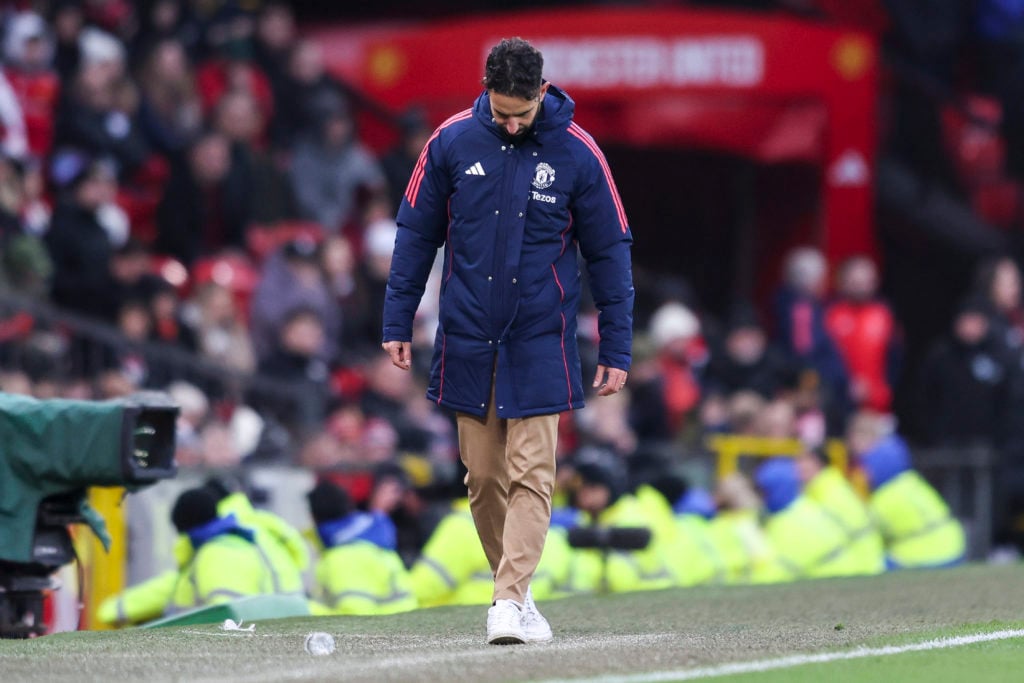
[486,599,526,645]
[521,587,553,643]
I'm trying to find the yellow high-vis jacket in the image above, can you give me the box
[803,467,885,576]
[563,494,675,594]
[870,471,966,569]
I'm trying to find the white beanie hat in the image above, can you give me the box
[649,302,700,348]
[364,218,398,258]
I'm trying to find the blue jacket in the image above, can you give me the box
[384,85,634,418]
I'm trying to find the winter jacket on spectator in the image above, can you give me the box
[773,283,851,428]
[825,298,900,412]
[384,85,633,418]
[44,200,116,319]
[3,68,57,159]
[917,320,1024,447]
[249,246,340,361]
[155,150,250,266]
[288,114,384,233]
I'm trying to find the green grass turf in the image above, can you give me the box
[1,563,1022,682]
[711,634,1024,683]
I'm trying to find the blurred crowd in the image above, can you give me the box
[0,2,1022,615]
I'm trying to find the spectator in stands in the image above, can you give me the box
[288,91,385,234]
[0,154,51,299]
[0,70,27,163]
[321,233,376,356]
[257,306,333,432]
[54,29,149,176]
[109,238,164,310]
[249,237,340,362]
[705,302,792,400]
[361,353,455,459]
[825,256,901,413]
[271,38,348,151]
[156,129,248,265]
[212,89,295,224]
[629,301,705,442]
[773,246,850,433]
[195,31,274,124]
[252,1,296,103]
[381,108,432,214]
[575,388,637,456]
[105,298,154,388]
[3,12,60,159]
[973,255,1024,351]
[184,281,255,373]
[132,0,196,59]
[916,295,1024,448]
[148,278,196,350]
[136,38,203,160]
[347,211,398,353]
[49,1,84,83]
[44,156,119,320]
[975,0,1024,181]
[168,379,209,468]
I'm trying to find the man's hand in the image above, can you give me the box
[593,364,628,396]
[382,340,412,370]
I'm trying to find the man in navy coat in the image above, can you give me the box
[382,37,633,644]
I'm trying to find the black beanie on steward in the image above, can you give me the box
[307,480,354,525]
[171,487,220,534]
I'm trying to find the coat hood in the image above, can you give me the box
[317,511,397,551]
[755,458,801,514]
[860,434,912,490]
[673,488,716,519]
[472,83,576,139]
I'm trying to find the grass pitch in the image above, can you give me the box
[1,564,1022,682]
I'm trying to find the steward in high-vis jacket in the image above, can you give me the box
[96,485,309,627]
[562,451,675,594]
[708,473,771,584]
[409,498,496,607]
[210,485,308,599]
[633,481,722,586]
[798,450,885,577]
[383,82,633,419]
[307,481,417,616]
[859,435,966,569]
[751,459,859,584]
[673,487,728,585]
[167,487,276,613]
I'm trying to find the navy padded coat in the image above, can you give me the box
[383,85,634,418]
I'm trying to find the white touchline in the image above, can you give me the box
[540,628,1024,683]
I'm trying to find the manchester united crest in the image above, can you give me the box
[532,162,555,190]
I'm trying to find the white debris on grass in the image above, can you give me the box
[221,619,256,632]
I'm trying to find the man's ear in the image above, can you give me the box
[538,82,550,99]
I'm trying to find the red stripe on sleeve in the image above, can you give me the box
[567,123,629,233]
[404,110,473,208]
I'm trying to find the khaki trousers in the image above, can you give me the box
[456,385,558,604]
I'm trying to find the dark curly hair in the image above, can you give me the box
[482,37,544,100]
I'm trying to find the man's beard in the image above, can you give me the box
[501,125,532,143]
